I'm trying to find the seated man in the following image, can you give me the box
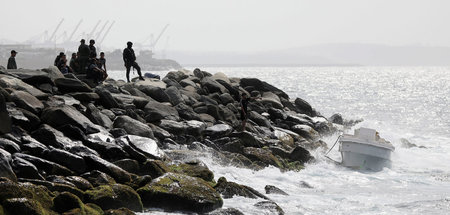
[87,58,107,84]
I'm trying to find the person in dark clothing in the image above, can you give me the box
[57,54,71,74]
[123,41,144,83]
[98,52,106,71]
[54,52,64,66]
[78,39,90,73]
[89,39,97,58]
[7,50,17,69]
[240,93,260,131]
[87,58,107,84]
[69,53,78,73]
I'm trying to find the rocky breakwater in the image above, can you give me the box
[0,65,351,214]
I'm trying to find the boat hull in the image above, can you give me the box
[339,141,393,171]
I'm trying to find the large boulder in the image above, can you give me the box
[82,154,131,183]
[10,90,44,114]
[95,88,120,109]
[86,103,113,129]
[165,86,185,106]
[175,103,202,121]
[243,147,282,168]
[0,92,11,134]
[214,177,268,199]
[111,93,150,109]
[0,138,20,154]
[121,135,165,160]
[41,65,65,80]
[264,185,288,195]
[113,116,154,138]
[55,77,92,93]
[291,124,319,141]
[138,86,170,103]
[53,191,103,214]
[254,201,285,215]
[294,97,313,116]
[260,91,283,109]
[143,101,180,121]
[41,105,96,133]
[11,157,44,180]
[31,124,83,150]
[240,78,289,99]
[165,70,189,82]
[289,146,312,163]
[137,173,223,213]
[0,75,48,99]
[84,184,143,212]
[0,148,17,182]
[13,153,74,176]
[201,77,228,94]
[203,124,233,138]
[45,148,87,174]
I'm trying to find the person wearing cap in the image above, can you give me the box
[78,39,90,73]
[123,41,144,82]
[54,52,65,66]
[89,39,97,58]
[7,50,17,69]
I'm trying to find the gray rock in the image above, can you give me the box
[254,201,285,215]
[10,90,44,114]
[95,88,120,108]
[219,93,234,105]
[240,78,289,99]
[0,75,48,99]
[159,119,187,134]
[113,116,154,138]
[294,97,314,116]
[264,185,288,195]
[112,93,150,109]
[122,135,166,160]
[165,86,185,106]
[193,68,212,79]
[204,124,233,137]
[185,120,207,137]
[13,153,74,176]
[329,113,344,125]
[138,86,170,103]
[0,148,17,182]
[165,70,190,82]
[291,124,319,141]
[40,105,96,133]
[144,101,180,121]
[214,177,268,199]
[55,77,92,93]
[11,157,44,180]
[46,148,87,174]
[80,170,116,187]
[261,91,283,109]
[289,146,312,163]
[86,103,113,129]
[207,208,244,215]
[82,154,131,183]
[180,79,197,88]
[201,77,228,94]
[0,138,21,154]
[69,92,100,102]
[41,65,65,80]
[248,111,272,128]
[176,103,202,121]
[64,176,93,191]
[0,92,11,134]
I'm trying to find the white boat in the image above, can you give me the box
[338,128,395,171]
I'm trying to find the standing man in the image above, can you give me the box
[89,39,97,58]
[98,52,106,72]
[69,52,78,73]
[7,50,17,69]
[123,41,144,82]
[78,39,90,73]
[240,93,260,131]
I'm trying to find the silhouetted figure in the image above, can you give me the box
[89,39,97,58]
[7,50,17,69]
[87,58,107,84]
[57,54,71,74]
[240,93,260,131]
[69,52,78,73]
[98,52,106,71]
[78,39,90,73]
[123,41,144,83]
[54,52,64,66]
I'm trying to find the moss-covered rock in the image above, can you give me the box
[80,170,116,187]
[168,162,214,183]
[243,147,283,168]
[84,184,143,212]
[213,177,268,199]
[2,198,48,215]
[254,201,285,215]
[53,192,84,213]
[137,173,223,213]
[139,159,170,178]
[104,207,136,215]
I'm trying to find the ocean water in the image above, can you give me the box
[109,67,450,215]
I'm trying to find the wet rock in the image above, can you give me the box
[180,79,197,88]
[0,138,21,154]
[113,159,140,174]
[291,124,319,141]
[193,68,212,79]
[86,103,113,129]
[261,91,283,109]
[17,107,41,130]
[83,154,131,183]
[248,111,272,128]
[240,78,289,99]
[204,124,233,138]
[95,88,120,108]
[243,147,282,168]
[45,148,86,174]
[0,92,12,134]
[11,157,44,180]
[294,97,313,116]
[207,208,245,215]
[264,185,288,195]
[214,177,268,199]
[81,170,116,187]
[0,148,17,182]
[328,113,344,125]
[159,119,187,134]
[69,92,100,102]
[219,93,234,105]
[231,131,263,148]
[20,136,48,156]
[41,105,97,134]
[143,101,180,122]
[138,86,170,103]
[64,176,93,191]
[400,138,426,149]
[201,77,228,94]
[41,66,65,80]
[31,124,82,150]
[53,192,84,213]
[104,207,136,215]
[289,146,312,163]
[165,86,185,105]
[254,201,285,215]
[176,103,202,121]
[299,181,314,189]
[122,135,165,160]
[0,75,48,99]
[169,162,214,182]
[113,116,154,138]
[137,173,223,213]
[139,159,170,178]
[185,120,207,136]
[10,90,44,114]
[2,197,47,215]
[85,184,143,212]
[13,153,74,176]
[55,77,92,93]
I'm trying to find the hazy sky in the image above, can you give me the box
[1,0,449,52]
